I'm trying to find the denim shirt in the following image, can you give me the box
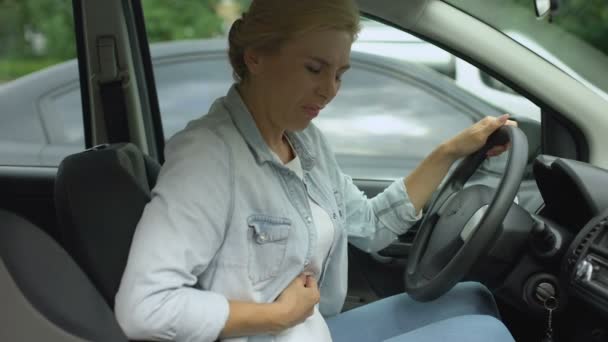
[115,85,420,342]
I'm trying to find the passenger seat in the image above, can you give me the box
[0,209,129,341]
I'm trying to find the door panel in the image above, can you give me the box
[345,178,414,310]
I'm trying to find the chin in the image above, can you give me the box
[290,121,312,132]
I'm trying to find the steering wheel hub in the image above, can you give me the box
[419,185,494,279]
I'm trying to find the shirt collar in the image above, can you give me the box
[222,84,316,171]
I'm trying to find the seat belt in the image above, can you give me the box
[97,36,130,143]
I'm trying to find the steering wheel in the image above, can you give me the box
[404,125,528,301]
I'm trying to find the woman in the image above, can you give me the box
[115,0,515,341]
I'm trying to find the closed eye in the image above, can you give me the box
[306,65,321,74]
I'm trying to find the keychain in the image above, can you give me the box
[541,296,558,342]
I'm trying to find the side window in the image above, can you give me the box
[142,1,243,140]
[0,1,84,167]
[151,55,233,140]
[317,63,474,179]
[346,18,541,178]
[356,18,541,123]
[140,5,539,179]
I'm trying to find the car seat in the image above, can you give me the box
[54,143,160,307]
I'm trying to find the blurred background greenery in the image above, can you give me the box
[0,0,606,82]
[0,0,250,82]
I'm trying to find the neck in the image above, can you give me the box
[237,82,293,162]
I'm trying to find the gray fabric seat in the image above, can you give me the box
[0,209,129,342]
[54,143,160,307]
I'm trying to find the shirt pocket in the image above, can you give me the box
[247,214,292,284]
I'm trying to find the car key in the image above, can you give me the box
[541,296,558,342]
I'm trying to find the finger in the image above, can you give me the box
[486,145,507,156]
[483,114,509,134]
[304,275,312,287]
[295,273,308,285]
[505,120,518,127]
[496,114,509,125]
[305,275,318,290]
[491,145,508,152]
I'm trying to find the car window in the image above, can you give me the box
[344,18,542,178]
[356,18,541,123]
[141,3,539,180]
[318,63,474,179]
[148,48,475,179]
[0,0,84,167]
[446,0,608,103]
[151,55,233,140]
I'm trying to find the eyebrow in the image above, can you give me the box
[308,56,350,71]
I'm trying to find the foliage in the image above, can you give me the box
[0,0,606,81]
[0,58,61,81]
[512,0,608,55]
[0,0,75,59]
[142,0,224,43]
[552,0,608,55]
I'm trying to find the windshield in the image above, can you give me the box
[444,0,608,100]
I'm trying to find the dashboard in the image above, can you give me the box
[535,155,608,232]
[533,155,608,315]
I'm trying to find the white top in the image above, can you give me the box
[271,150,334,342]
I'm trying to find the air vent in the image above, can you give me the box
[573,225,601,258]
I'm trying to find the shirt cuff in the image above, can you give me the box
[371,178,421,236]
[402,181,423,220]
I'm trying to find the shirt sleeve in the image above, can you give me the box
[114,126,232,342]
[310,124,422,253]
[339,173,422,253]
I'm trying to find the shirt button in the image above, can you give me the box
[306,216,312,224]
[258,233,267,242]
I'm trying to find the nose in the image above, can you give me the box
[317,74,339,101]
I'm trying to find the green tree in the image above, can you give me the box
[143,0,224,42]
[0,0,75,59]
[551,0,608,55]
[511,0,608,55]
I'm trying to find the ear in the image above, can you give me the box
[243,48,264,75]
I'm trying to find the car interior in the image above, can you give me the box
[2,0,608,341]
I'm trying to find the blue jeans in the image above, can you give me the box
[326,282,514,342]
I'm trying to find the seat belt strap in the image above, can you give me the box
[97,36,130,143]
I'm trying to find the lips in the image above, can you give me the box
[302,105,323,118]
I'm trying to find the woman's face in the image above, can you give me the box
[247,29,352,132]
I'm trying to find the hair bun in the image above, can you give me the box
[230,18,243,36]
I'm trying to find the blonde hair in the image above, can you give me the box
[228,0,361,82]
